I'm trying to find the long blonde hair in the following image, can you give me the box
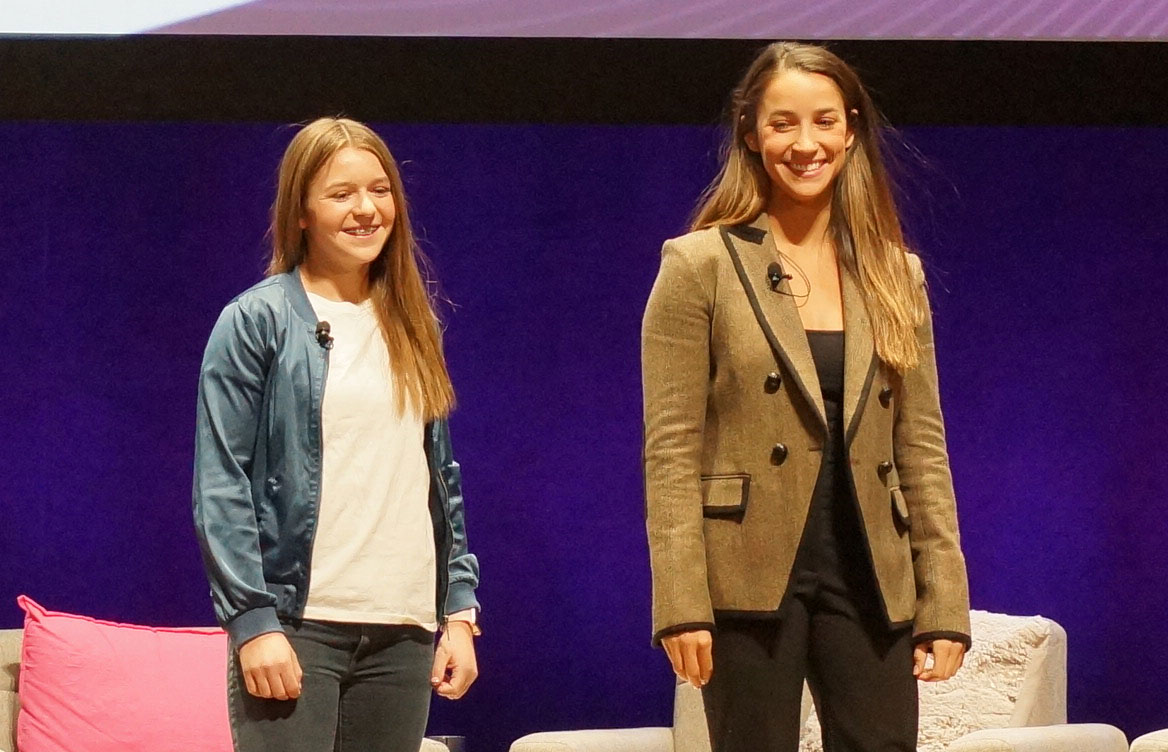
[268,117,455,420]
[692,42,926,372]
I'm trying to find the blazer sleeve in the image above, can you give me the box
[893,254,972,646]
[642,238,716,645]
[192,301,282,649]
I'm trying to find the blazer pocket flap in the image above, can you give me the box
[701,474,750,518]
[891,487,910,528]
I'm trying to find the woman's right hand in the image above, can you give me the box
[238,632,303,700]
[662,629,713,688]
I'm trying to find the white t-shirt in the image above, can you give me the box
[301,292,438,630]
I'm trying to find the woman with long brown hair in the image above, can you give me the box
[642,43,970,751]
[194,117,480,752]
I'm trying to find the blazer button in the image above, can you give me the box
[877,460,893,476]
[771,443,788,465]
[764,372,782,393]
[879,386,893,408]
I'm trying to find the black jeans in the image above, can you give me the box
[701,595,918,752]
[227,620,434,752]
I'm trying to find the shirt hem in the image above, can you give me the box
[300,607,438,632]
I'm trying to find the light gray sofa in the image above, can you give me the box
[510,612,1129,752]
[1132,730,1168,751]
[1,630,20,752]
[0,627,447,752]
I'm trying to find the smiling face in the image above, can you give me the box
[298,146,396,273]
[745,69,854,207]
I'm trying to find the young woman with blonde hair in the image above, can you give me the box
[642,43,970,751]
[194,117,480,752]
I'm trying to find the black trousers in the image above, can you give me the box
[701,595,918,752]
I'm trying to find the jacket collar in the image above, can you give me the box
[722,214,876,440]
[276,266,321,328]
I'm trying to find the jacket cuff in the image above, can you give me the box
[444,580,480,617]
[652,622,716,648]
[912,630,972,651]
[226,606,282,649]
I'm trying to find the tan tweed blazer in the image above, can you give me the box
[642,214,971,645]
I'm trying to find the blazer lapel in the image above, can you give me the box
[720,216,827,432]
[840,263,877,446]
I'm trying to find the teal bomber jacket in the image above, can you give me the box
[192,269,480,648]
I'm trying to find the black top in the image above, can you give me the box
[784,330,883,621]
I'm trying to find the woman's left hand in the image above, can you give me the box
[913,638,965,682]
[431,621,478,699]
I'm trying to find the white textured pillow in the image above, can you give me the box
[800,611,1056,752]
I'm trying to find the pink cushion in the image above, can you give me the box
[16,595,233,752]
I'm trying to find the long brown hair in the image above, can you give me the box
[692,42,926,372]
[268,117,455,420]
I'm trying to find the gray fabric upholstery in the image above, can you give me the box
[1009,617,1068,726]
[670,682,706,752]
[0,629,22,752]
[1132,729,1168,752]
[947,724,1127,752]
[509,728,672,752]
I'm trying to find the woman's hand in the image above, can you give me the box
[913,638,965,682]
[238,632,303,700]
[662,629,713,688]
[431,621,478,699]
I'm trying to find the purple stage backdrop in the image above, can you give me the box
[2,121,1167,751]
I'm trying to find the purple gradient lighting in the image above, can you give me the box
[151,0,1168,39]
[5,0,1166,39]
